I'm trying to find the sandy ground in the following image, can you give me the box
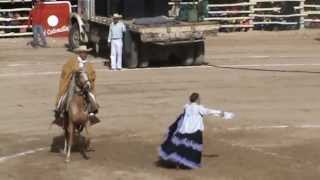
[1,30,320,180]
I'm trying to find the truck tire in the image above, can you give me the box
[181,45,195,66]
[69,23,80,50]
[124,32,138,68]
[194,42,205,65]
[138,59,149,68]
[94,42,99,57]
[182,56,194,66]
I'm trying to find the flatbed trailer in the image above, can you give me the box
[69,0,219,68]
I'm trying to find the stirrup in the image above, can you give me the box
[88,113,100,125]
[55,109,65,119]
[54,109,60,118]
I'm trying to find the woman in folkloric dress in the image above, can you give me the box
[159,92,235,169]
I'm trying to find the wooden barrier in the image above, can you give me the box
[207,2,254,8]
[208,10,252,14]
[205,17,253,21]
[0,32,32,37]
[0,25,29,29]
[198,0,305,31]
[253,7,282,12]
[304,4,320,8]
[0,0,32,37]
[206,1,253,32]
[253,0,304,2]
[253,21,298,25]
[169,0,320,31]
[0,17,29,21]
[0,0,32,2]
[252,0,305,29]
[251,14,304,18]
[220,24,254,28]
[0,8,32,12]
[303,1,320,28]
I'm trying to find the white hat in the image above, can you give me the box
[74,45,92,52]
[112,13,123,18]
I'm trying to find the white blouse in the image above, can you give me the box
[177,103,223,134]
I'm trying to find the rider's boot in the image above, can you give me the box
[53,107,66,127]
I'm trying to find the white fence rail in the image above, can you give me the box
[0,0,32,3]
[0,0,32,37]
[207,2,254,8]
[303,2,320,27]
[0,8,32,12]
[171,0,320,31]
[205,1,253,31]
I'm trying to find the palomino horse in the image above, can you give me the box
[64,70,93,162]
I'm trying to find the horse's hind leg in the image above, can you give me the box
[65,123,74,163]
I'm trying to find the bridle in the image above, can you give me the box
[74,70,91,96]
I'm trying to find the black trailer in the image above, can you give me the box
[69,0,218,68]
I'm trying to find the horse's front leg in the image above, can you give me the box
[63,129,68,154]
[66,123,74,163]
[84,120,92,151]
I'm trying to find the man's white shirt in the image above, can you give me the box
[108,21,126,43]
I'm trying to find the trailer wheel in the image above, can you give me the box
[69,23,80,50]
[194,42,205,65]
[138,59,149,68]
[124,32,138,68]
[181,56,194,66]
[181,46,195,66]
[94,42,99,57]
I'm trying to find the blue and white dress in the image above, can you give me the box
[159,103,223,169]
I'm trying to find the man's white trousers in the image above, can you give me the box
[110,39,123,70]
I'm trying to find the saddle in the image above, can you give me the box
[52,111,101,128]
[53,92,100,128]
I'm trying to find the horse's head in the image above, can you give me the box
[74,70,91,93]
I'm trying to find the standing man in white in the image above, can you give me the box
[108,13,126,71]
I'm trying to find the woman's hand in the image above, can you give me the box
[222,112,235,120]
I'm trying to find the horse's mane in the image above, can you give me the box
[66,73,77,110]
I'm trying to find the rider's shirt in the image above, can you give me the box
[77,56,87,69]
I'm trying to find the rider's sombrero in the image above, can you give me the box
[74,45,92,52]
[112,13,123,19]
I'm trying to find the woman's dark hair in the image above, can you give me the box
[189,92,200,103]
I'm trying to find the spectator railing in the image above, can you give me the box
[169,0,316,31]
[205,2,254,30]
[252,0,305,30]
[303,1,320,27]
[0,0,33,37]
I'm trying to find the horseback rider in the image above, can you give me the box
[53,45,99,126]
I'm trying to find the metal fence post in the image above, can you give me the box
[249,0,254,30]
[300,0,305,29]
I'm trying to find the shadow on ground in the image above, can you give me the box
[50,134,90,160]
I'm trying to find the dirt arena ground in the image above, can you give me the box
[1,30,320,180]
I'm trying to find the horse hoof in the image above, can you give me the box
[85,148,95,152]
[65,159,70,163]
[59,149,67,155]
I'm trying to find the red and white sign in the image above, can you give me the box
[40,1,71,37]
